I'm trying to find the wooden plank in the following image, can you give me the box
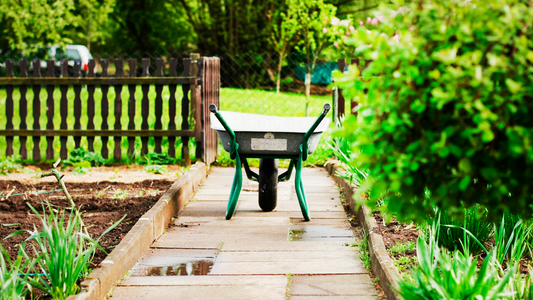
[181,58,192,166]
[59,60,69,159]
[100,59,110,159]
[350,58,359,115]
[114,59,124,160]
[73,61,82,149]
[154,58,164,153]
[0,77,195,85]
[337,59,346,118]
[5,60,14,156]
[19,59,28,159]
[193,55,203,162]
[141,58,150,155]
[87,59,96,152]
[127,59,137,159]
[46,60,55,160]
[167,58,178,158]
[32,59,42,161]
[0,129,195,137]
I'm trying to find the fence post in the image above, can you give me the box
[332,86,339,126]
[190,53,202,163]
[336,59,346,119]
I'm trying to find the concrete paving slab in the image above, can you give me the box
[120,275,287,286]
[210,260,367,275]
[193,194,258,201]
[215,250,358,263]
[111,284,286,300]
[290,275,377,296]
[155,232,289,243]
[178,201,232,217]
[165,225,289,238]
[290,219,352,227]
[150,239,222,249]
[173,216,290,227]
[235,211,347,219]
[220,241,356,252]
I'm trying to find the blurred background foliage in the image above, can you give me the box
[0,0,394,59]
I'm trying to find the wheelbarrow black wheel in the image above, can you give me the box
[259,158,278,212]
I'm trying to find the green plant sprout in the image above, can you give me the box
[111,189,129,200]
[147,189,160,197]
[388,241,416,256]
[144,165,167,174]
[135,189,145,198]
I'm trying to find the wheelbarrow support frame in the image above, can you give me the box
[210,103,331,221]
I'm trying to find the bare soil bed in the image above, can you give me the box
[0,164,184,267]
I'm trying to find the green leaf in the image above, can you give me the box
[459,176,470,190]
[482,130,495,142]
[505,79,522,94]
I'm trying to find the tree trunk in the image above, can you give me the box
[276,53,283,94]
[305,70,311,116]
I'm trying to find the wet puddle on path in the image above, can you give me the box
[130,250,217,276]
[289,225,354,242]
[131,260,215,276]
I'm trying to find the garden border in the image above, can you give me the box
[67,162,207,300]
[325,160,403,300]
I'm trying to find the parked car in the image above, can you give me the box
[40,44,96,75]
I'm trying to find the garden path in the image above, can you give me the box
[109,167,378,299]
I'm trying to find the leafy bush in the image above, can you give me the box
[0,156,21,175]
[335,0,533,221]
[62,148,105,170]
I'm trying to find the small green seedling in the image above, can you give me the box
[144,165,167,174]
[388,241,416,256]
[111,189,129,200]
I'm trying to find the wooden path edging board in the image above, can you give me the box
[67,162,207,300]
[325,161,403,300]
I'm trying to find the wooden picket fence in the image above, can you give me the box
[333,58,372,120]
[0,55,220,166]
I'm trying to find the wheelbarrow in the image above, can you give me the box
[209,103,331,221]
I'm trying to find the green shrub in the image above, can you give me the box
[335,0,533,221]
[62,148,105,170]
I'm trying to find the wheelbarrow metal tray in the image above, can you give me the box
[210,111,330,157]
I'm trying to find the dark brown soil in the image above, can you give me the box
[0,179,173,267]
[372,212,419,260]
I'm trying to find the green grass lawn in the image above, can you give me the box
[0,86,339,162]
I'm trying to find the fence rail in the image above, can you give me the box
[0,55,220,165]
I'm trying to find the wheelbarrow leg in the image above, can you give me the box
[293,155,310,221]
[226,152,242,220]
